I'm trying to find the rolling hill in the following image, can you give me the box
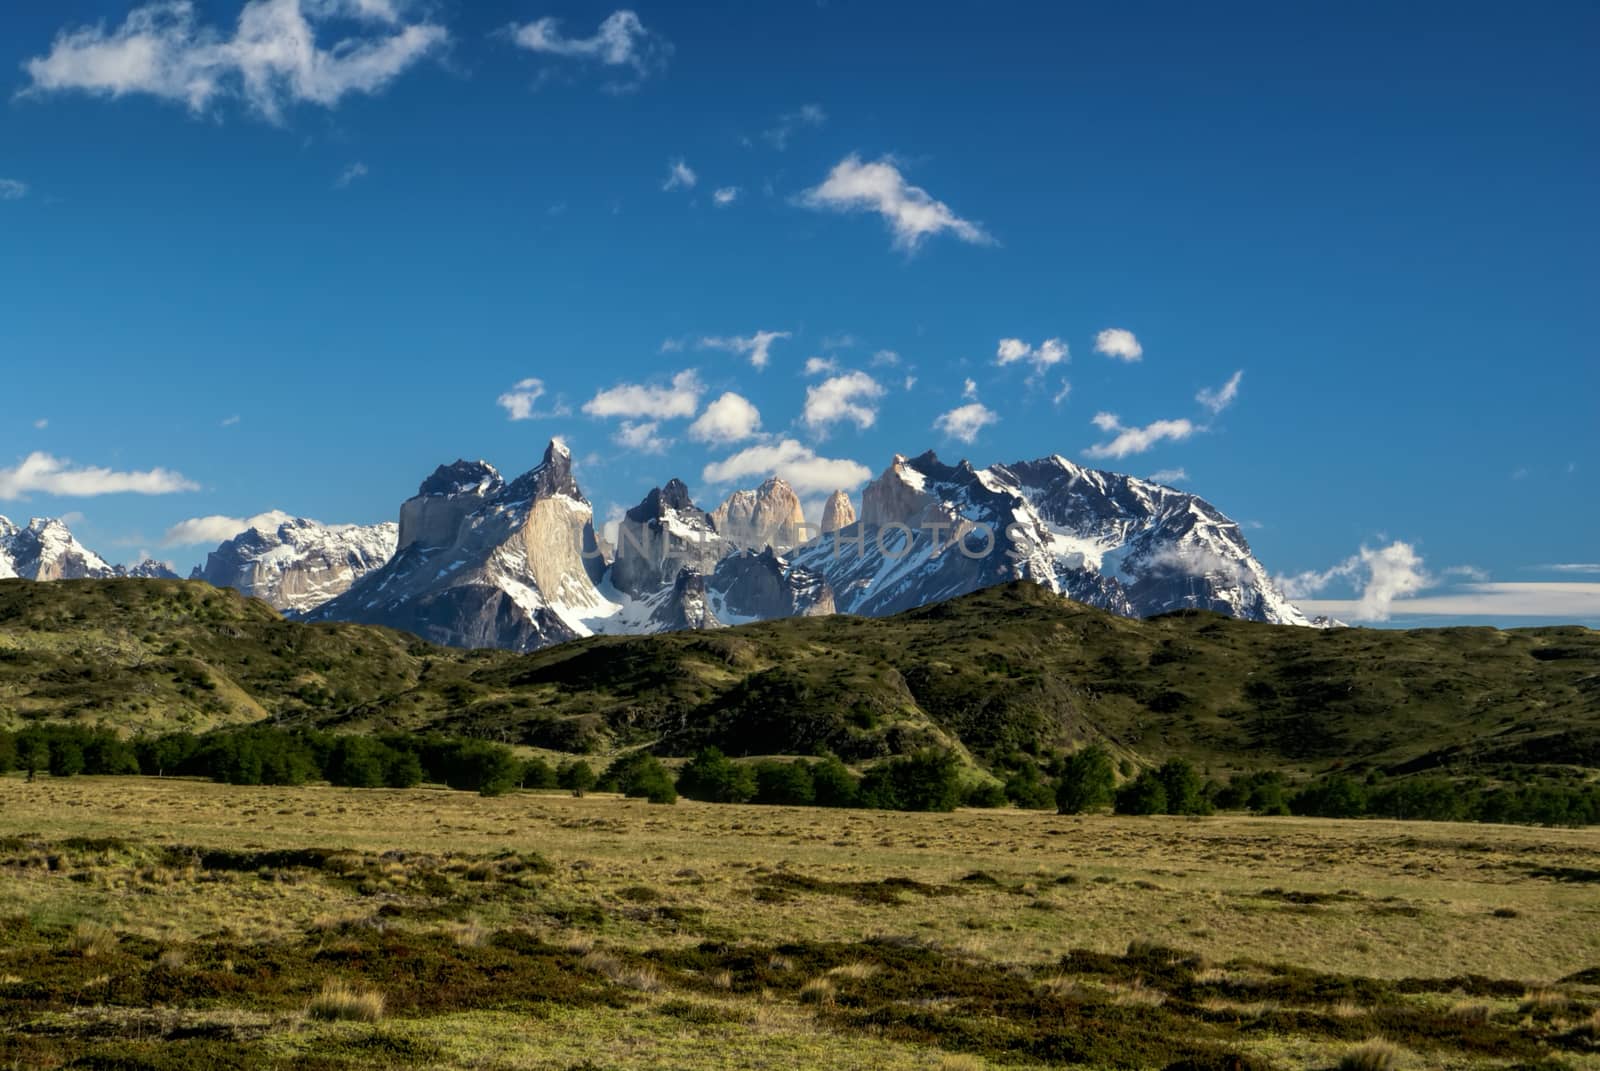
[1,578,1596,779]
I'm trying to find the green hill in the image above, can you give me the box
[2,578,1597,779]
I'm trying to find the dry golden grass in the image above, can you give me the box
[305,978,385,1022]
[3,775,1599,1071]
[1339,1037,1402,1071]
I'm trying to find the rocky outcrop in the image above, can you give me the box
[190,518,398,613]
[710,549,836,621]
[818,490,856,535]
[610,479,724,598]
[711,478,805,553]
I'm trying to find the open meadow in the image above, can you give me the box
[2,775,1598,1070]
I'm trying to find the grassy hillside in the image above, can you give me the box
[2,578,1597,779]
[0,579,506,735]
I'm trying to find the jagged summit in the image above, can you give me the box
[0,515,176,582]
[190,517,398,613]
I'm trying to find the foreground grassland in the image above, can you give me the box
[3,777,1599,1070]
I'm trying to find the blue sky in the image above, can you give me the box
[1,0,1596,626]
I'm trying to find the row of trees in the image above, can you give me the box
[4,726,1596,826]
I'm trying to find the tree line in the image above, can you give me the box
[1,726,1595,827]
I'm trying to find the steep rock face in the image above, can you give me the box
[708,549,836,622]
[819,490,856,535]
[711,478,805,553]
[309,441,610,651]
[119,559,181,580]
[610,479,724,598]
[398,460,503,552]
[190,518,398,613]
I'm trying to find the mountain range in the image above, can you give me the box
[4,441,1317,649]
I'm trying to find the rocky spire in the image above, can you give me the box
[819,490,856,535]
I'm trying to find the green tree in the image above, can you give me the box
[858,750,963,813]
[1115,771,1168,815]
[48,740,86,778]
[557,759,596,797]
[1003,764,1057,810]
[806,756,859,808]
[1056,744,1117,814]
[1157,758,1210,815]
[677,747,756,803]
[20,738,48,781]
[521,757,558,790]
[962,781,1008,808]
[753,760,814,806]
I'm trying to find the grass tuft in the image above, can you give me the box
[1339,1038,1401,1071]
[306,978,385,1022]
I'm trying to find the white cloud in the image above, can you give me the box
[507,8,670,84]
[1300,583,1600,621]
[933,402,998,444]
[1545,563,1600,574]
[220,414,241,427]
[614,420,669,453]
[334,161,367,188]
[1052,380,1072,406]
[961,378,978,400]
[1148,468,1188,484]
[163,509,292,546]
[1197,369,1244,415]
[0,452,199,500]
[1084,413,1197,459]
[1093,328,1143,362]
[803,356,838,376]
[32,418,49,430]
[0,179,27,200]
[702,438,870,496]
[822,333,859,350]
[687,392,762,445]
[762,102,826,149]
[582,369,702,420]
[869,349,900,367]
[662,157,696,191]
[497,377,570,421]
[799,154,992,252]
[712,185,739,206]
[903,375,917,391]
[23,0,447,122]
[1278,541,1430,622]
[803,371,885,433]
[994,337,1068,374]
[697,330,790,370]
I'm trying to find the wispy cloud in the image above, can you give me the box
[1093,328,1143,362]
[497,377,570,421]
[1,452,198,500]
[1197,370,1244,415]
[762,102,826,149]
[702,438,870,496]
[1279,541,1430,622]
[995,337,1067,374]
[23,0,447,122]
[1148,468,1187,484]
[507,9,670,88]
[803,356,838,376]
[1542,563,1600,574]
[0,179,28,201]
[799,155,992,252]
[334,161,368,189]
[1084,413,1197,460]
[1300,583,1600,621]
[712,186,739,206]
[662,157,696,191]
[582,370,702,420]
[803,371,885,433]
[697,330,790,370]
